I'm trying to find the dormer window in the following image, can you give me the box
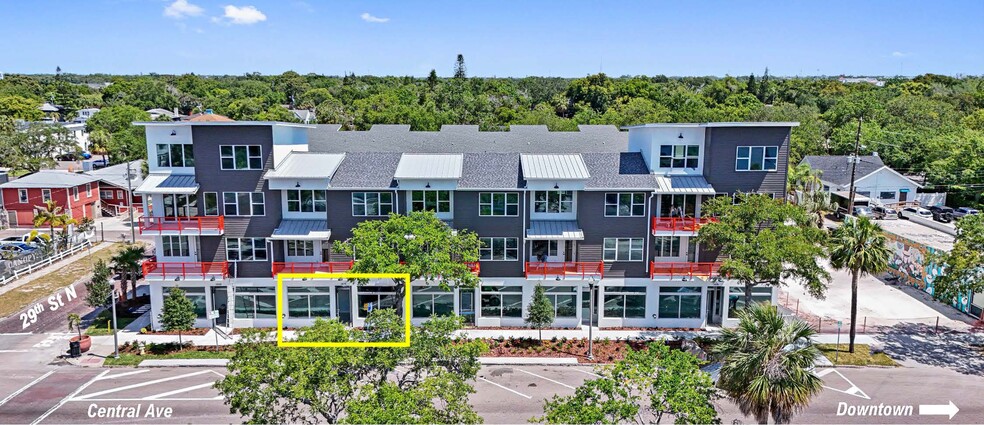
[659,145,699,169]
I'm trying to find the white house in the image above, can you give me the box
[74,108,100,122]
[801,154,924,205]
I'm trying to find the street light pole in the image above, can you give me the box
[847,115,863,213]
[110,290,120,359]
[125,162,136,244]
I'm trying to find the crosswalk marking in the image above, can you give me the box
[99,369,150,380]
[143,382,217,400]
[74,370,213,400]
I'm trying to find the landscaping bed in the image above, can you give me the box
[477,336,683,363]
[139,327,210,336]
[817,343,898,366]
[85,309,136,336]
[103,341,234,367]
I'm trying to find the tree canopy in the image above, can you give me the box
[930,214,984,303]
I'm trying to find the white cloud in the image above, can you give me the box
[891,51,911,58]
[215,5,268,25]
[361,12,389,23]
[164,0,204,19]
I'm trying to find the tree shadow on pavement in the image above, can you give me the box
[877,323,984,376]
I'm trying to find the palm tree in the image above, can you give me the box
[33,200,75,252]
[111,245,144,302]
[829,216,890,353]
[786,163,823,204]
[800,190,834,228]
[713,303,823,424]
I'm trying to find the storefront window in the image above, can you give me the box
[166,286,207,319]
[234,287,276,319]
[727,286,773,317]
[544,286,577,318]
[412,286,455,318]
[480,286,523,318]
[603,287,646,318]
[357,286,398,318]
[657,286,702,319]
[286,286,331,319]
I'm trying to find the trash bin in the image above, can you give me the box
[69,340,81,358]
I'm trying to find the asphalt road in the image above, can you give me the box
[0,278,97,335]
[0,364,981,424]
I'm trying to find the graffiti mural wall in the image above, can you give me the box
[885,232,971,313]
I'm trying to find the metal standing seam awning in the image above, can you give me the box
[526,221,584,240]
[134,174,199,195]
[654,175,716,194]
[270,220,332,240]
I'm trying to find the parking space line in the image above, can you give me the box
[99,370,150,380]
[74,370,214,400]
[518,369,576,390]
[32,369,109,425]
[143,382,217,400]
[478,377,532,399]
[573,368,602,378]
[0,371,55,408]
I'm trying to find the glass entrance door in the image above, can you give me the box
[336,287,352,324]
[581,287,598,326]
[211,286,228,326]
[459,289,475,325]
[706,287,723,325]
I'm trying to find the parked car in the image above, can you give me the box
[91,159,109,169]
[852,206,874,218]
[927,206,954,223]
[899,207,933,220]
[0,242,38,254]
[871,206,898,220]
[952,207,980,220]
[56,153,78,161]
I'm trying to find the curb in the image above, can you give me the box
[138,359,230,367]
[479,357,579,365]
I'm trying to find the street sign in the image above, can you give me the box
[207,310,219,319]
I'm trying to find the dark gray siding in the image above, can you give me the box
[192,125,279,278]
[324,190,406,261]
[576,191,651,278]
[453,190,524,277]
[702,127,791,197]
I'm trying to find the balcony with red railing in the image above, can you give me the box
[650,216,718,235]
[272,261,354,277]
[649,261,724,280]
[138,216,225,236]
[525,262,604,280]
[142,261,229,281]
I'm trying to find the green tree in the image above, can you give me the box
[525,283,555,342]
[0,123,78,173]
[930,214,984,303]
[67,313,83,341]
[32,200,75,252]
[427,69,439,91]
[110,244,144,301]
[454,54,467,79]
[538,342,719,424]
[829,216,890,353]
[84,259,113,309]
[786,162,822,203]
[159,287,197,345]
[0,95,43,120]
[332,211,482,316]
[697,194,830,306]
[85,105,150,163]
[712,303,822,424]
[215,311,486,424]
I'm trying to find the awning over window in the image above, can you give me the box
[526,221,584,240]
[134,173,199,195]
[654,175,716,194]
[270,220,331,240]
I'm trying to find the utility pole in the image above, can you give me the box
[847,115,863,213]
[125,162,136,244]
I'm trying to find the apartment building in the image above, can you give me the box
[134,121,796,330]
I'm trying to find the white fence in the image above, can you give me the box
[0,239,94,287]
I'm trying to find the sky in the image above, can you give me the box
[0,0,981,77]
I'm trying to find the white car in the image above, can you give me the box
[899,207,932,220]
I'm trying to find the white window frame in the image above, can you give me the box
[480,285,524,318]
[86,183,93,197]
[653,236,682,257]
[544,286,578,318]
[879,191,895,200]
[100,189,114,200]
[602,238,644,262]
[18,189,27,203]
[410,190,451,213]
[479,237,519,261]
[735,146,779,172]
[657,286,703,319]
[161,235,191,257]
[72,186,79,201]
[605,192,646,217]
[222,192,265,216]
[351,192,394,216]
[286,240,315,257]
[156,143,195,168]
[411,286,456,318]
[602,286,647,318]
[286,286,332,319]
[479,192,519,217]
[226,237,268,262]
[41,189,52,202]
[219,145,263,170]
[286,190,327,213]
[659,144,700,169]
[532,190,574,214]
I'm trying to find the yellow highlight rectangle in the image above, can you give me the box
[275,272,412,348]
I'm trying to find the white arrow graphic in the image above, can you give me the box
[918,401,959,419]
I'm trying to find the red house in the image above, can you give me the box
[87,160,145,216]
[0,171,101,227]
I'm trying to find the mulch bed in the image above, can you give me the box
[119,341,234,355]
[139,327,210,336]
[478,337,683,363]
[231,327,298,335]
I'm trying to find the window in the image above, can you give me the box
[357,286,398,318]
[659,194,697,217]
[41,189,51,202]
[203,192,219,216]
[226,238,268,261]
[857,191,871,198]
[161,236,190,257]
[100,190,115,200]
[658,286,702,319]
[728,286,773,317]
[479,192,519,216]
[166,286,206,318]
[117,190,123,199]
[223,192,265,216]
[736,146,779,171]
[17,189,27,203]
[156,143,195,167]
[410,190,451,213]
[352,192,394,216]
[87,183,93,196]
[533,191,573,213]
[603,287,647,318]
[412,286,455,318]
[659,145,700,169]
[286,190,327,213]
[479,237,519,261]
[72,186,79,201]
[219,145,263,170]
[287,287,331,319]
[286,240,315,257]
[653,236,682,257]
[544,286,577,318]
[879,192,895,200]
[603,238,644,262]
[480,286,523,318]
[531,240,558,260]
[605,193,646,217]
[163,194,197,217]
[234,287,276,319]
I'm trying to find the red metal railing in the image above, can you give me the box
[525,262,604,280]
[141,261,229,280]
[651,216,718,234]
[649,261,723,280]
[139,216,225,234]
[272,261,354,276]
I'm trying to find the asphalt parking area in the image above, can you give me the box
[471,365,599,423]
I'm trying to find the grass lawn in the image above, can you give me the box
[817,344,898,366]
[85,309,136,336]
[0,243,121,318]
[103,350,234,367]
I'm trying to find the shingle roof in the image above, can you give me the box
[583,153,659,189]
[265,152,345,179]
[459,153,522,189]
[0,170,100,189]
[86,160,145,190]
[520,154,591,180]
[801,155,885,187]
[328,152,402,189]
[394,154,463,179]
